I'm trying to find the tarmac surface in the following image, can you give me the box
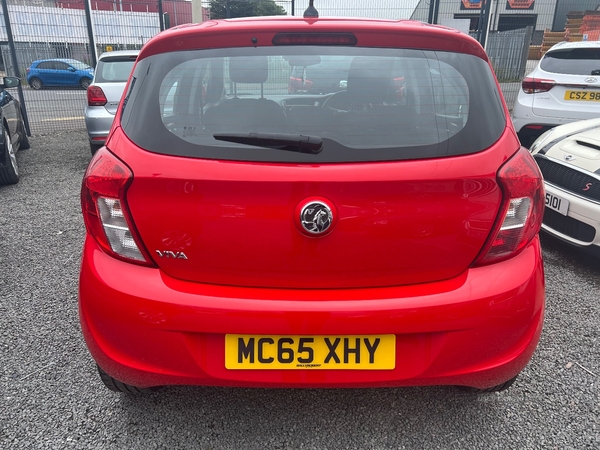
[1,131,599,449]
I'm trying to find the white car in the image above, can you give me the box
[512,41,600,148]
[530,118,600,256]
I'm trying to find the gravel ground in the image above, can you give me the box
[1,131,599,449]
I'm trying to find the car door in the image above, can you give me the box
[54,61,75,86]
[35,61,56,85]
[0,88,18,141]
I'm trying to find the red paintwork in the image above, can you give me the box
[139,18,488,61]
[113,125,518,289]
[79,16,545,390]
[79,235,544,388]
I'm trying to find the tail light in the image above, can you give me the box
[87,85,107,106]
[522,77,555,94]
[473,147,545,266]
[26,68,30,74]
[81,148,154,266]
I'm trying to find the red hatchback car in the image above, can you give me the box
[79,10,545,393]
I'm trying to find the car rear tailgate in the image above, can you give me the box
[94,82,128,115]
[121,143,508,289]
[532,73,600,119]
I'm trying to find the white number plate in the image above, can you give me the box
[545,192,569,216]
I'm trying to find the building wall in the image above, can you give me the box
[553,0,600,31]
[411,0,558,32]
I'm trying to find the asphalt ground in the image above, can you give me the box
[1,131,599,449]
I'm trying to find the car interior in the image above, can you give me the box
[158,51,471,151]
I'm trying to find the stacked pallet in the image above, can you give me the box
[530,11,591,60]
[565,11,584,41]
[565,12,583,34]
[580,10,600,41]
[540,31,567,56]
[528,45,541,60]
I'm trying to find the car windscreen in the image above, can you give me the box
[69,60,92,70]
[95,58,136,83]
[541,48,600,75]
[120,46,506,163]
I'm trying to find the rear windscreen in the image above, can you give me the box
[121,46,505,163]
[541,48,600,76]
[95,57,136,83]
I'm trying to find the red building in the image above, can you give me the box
[55,0,207,26]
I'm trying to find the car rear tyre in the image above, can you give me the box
[19,110,30,150]
[29,77,43,90]
[90,142,102,156]
[19,131,30,150]
[97,365,161,394]
[81,78,92,89]
[0,125,19,185]
[458,375,519,393]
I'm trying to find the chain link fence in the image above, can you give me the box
[0,0,593,136]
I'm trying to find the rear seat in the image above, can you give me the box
[204,56,287,132]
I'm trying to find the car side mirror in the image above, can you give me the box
[69,67,76,72]
[0,76,21,89]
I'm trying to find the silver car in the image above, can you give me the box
[84,50,138,154]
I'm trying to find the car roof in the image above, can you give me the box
[139,16,487,61]
[98,50,140,60]
[33,58,84,64]
[547,40,600,52]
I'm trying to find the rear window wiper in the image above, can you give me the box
[213,132,323,154]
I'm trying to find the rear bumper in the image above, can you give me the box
[79,236,545,389]
[84,106,115,144]
[512,93,594,136]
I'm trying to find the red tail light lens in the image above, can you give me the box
[81,148,153,266]
[521,77,556,94]
[87,85,107,106]
[474,148,545,266]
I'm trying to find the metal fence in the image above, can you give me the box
[0,0,587,136]
[480,26,534,108]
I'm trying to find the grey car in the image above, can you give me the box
[84,50,138,154]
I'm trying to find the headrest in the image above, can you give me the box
[229,56,269,84]
[347,57,394,105]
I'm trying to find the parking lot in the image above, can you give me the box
[0,131,597,448]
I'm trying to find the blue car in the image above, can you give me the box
[26,58,94,90]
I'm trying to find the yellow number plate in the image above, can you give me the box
[225,334,395,370]
[564,90,600,101]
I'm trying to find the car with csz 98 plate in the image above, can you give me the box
[512,41,600,148]
[79,4,546,394]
